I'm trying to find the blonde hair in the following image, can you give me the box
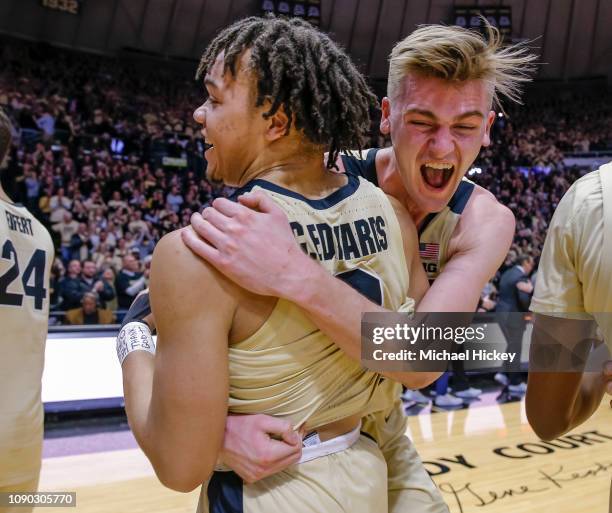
[388,20,538,110]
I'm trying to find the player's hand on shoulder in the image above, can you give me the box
[220,414,302,483]
[181,192,310,299]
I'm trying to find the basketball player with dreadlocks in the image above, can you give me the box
[118,16,442,512]
[0,110,54,512]
[180,20,541,512]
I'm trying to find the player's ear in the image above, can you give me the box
[265,106,290,142]
[482,110,495,147]
[380,97,391,135]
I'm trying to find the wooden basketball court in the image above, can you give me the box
[34,398,611,513]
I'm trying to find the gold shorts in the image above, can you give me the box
[198,434,387,513]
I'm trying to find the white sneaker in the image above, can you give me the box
[454,387,482,399]
[434,393,463,407]
[508,382,527,394]
[402,389,430,404]
[494,373,509,386]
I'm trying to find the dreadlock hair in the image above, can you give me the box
[0,109,12,169]
[196,16,378,169]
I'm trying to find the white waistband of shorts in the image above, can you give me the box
[298,421,362,464]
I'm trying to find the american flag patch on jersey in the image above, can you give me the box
[419,243,439,260]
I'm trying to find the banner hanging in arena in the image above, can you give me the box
[453,6,512,39]
[261,0,321,26]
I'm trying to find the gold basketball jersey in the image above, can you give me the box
[0,199,53,486]
[340,148,475,282]
[417,179,475,281]
[532,163,612,345]
[226,173,413,431]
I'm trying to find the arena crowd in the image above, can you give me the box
[0,38,610,323]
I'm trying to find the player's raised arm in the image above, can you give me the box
[121,228,237,492]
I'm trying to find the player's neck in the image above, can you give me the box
[245,152,347,198]
[376,148,428,226]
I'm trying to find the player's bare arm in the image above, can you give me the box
[182,191,434,389]
[526,314,611,440]
[418,187,516,312]
[121,228,236,492]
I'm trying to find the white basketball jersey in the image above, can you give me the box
[0,198,54,486]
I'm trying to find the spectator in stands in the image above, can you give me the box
[128,209,149,236]
[108,190,127,211]
[115,254,147,310]
[58,259,83,310]
[37,186,53,222]
[494,254,534,396]
[68,222,90,261]
[166,185,184,213]
[135,234,155,260]
[49,257,65,310]
[102,267,118,312]
[36,104,55,140]
[49,187,71,223]
[478,282,498,312]
[65,292,114,325]
[24,167,40,212]
[81,260,115,307]
[52,211,79,262]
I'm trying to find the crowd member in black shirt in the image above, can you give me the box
[115,254,147,310]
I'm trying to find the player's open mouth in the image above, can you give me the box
[420,163,454,189]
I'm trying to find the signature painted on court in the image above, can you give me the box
[438,461,612,513]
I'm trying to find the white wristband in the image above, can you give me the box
[117,322,156,366]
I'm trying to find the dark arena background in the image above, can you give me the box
[0,1,611,512]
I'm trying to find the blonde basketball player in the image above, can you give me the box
[527,162,612,440]
[182,21,538,513]
[118,16,438,512]
[0,110,54,512]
